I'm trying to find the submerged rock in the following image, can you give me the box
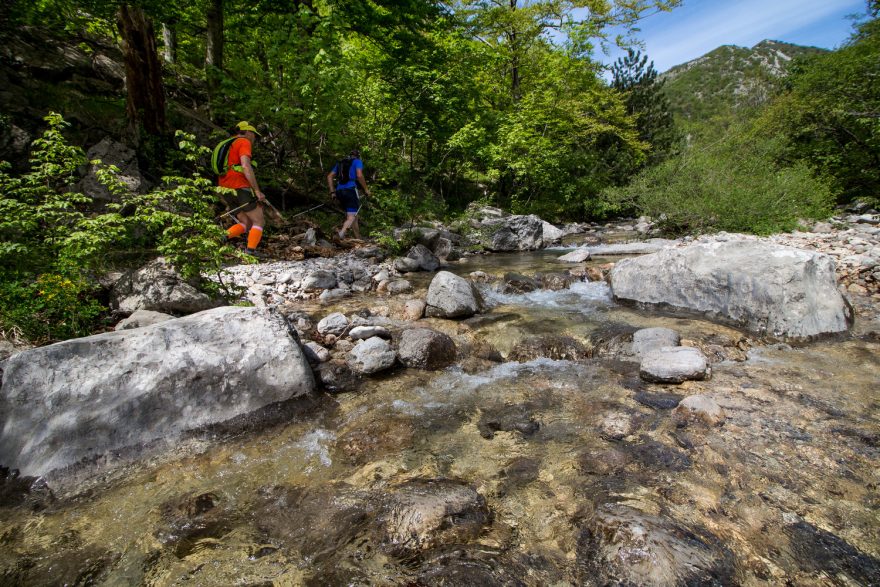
[0,307,315,476]
[577,504,735,586]
[378,479,491,556]
[508,334,590,362]
[253,484,375,564]
[610,239,853,339]
[673,394,726,427]
[478,404,541,439]
[783,517,880,585]
[640,346,710,383]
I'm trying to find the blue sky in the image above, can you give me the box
[599,0,868,72]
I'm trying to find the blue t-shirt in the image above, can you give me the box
[332,158,363,190]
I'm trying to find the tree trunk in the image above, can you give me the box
[117,5,166,136]
[206,0,224,95]
[162,22,177,64]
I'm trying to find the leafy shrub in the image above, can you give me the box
[604,131,835,235]
[0,114,236,343]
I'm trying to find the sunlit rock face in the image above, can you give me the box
[0,306,315,476]
[610,239,852,339]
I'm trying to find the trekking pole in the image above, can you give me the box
[288,203,326,219]
[215,202,251,221]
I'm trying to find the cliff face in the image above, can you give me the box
[0,27,129,167]
[660,40,826,123]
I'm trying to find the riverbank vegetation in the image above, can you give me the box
[0,0,878,342]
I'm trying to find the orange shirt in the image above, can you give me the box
[218,137,253,189]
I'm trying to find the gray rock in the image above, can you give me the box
[577,504,735,586]
[303,341,331,364]
[631,327,680,358]
[542,221,565,245]
[393,257,422,273]
[500,272,540,294]
[397,328,456,370]
[587,239,678,256]
[114,309,175,331]
[386,279,413,295]
[302,270,338,291]
[482,214,545,251]
[379,479,491,556]
[110,258,220,315]
[316,359,361,393]
[317,312,349,336]
[674,394,726,426]
[319,288,349,303]
[557,248,591,263]
[404,299,426,321]
[640,346,710,383]
[598,412,635,441]
[347,336,397,375]
[407,244,441,272]
[611,239,852,339]
[425,271,484,319]
[0,307,315,476]
[433,237,453,260]
[349,325,392,340]
[303,227,317,246]
[77,137,146,201]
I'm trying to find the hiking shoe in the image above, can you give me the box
[337,230,346,240]
[245,248,268,260]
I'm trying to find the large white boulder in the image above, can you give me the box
[610,239,852,339]
[0,306,315,477]
[425,271,484,319]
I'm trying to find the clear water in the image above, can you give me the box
[1,251,878,586]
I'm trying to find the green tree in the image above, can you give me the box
[759,7,880,204]
[610,48,679,172]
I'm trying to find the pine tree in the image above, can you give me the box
[611,48,679,166]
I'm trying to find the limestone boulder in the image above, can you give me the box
[640,346,710,383]
[347,336,397,375]
[397,328,456,370]
[110,258,221,315]
[481,214,545,251]
[610,239,852,339]
[425,271,484,319]
[0,307,315,477]
[77,137,147,201]
[631,327,680,358]
[114,309,174,330]
[406,244,441,272]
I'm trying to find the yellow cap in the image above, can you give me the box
[235,121,261,135]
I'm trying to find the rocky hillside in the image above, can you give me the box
[660,40,826,125]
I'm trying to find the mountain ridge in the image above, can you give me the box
[659,39,827,125]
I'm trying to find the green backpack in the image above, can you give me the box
[210,137,255,176]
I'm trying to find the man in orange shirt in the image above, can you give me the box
[219,121,267,255]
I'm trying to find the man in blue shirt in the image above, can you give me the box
[327,149,371,240]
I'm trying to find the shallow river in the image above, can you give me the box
[1,248,878,586]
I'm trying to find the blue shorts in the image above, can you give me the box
[335,187,360,213]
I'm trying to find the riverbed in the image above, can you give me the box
[1,246,878,586]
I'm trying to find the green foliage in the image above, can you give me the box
[758,15,880,204]
[604,128,835,235]
[611,49,680,172]
[0,114,233,344]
